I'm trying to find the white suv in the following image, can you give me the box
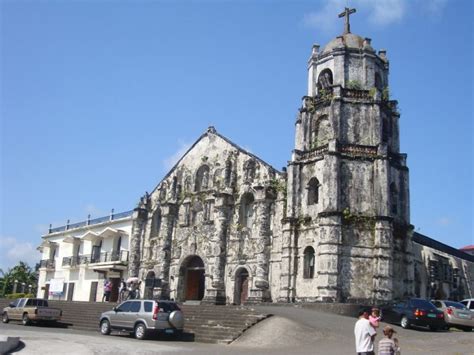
[460,299,474,311]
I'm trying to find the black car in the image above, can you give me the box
[380,298,446,331]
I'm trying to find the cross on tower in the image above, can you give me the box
[338,7,356,34]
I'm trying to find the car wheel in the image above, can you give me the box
[400,316,410,329]
[134,323,147,340]
[100,319,111,335]
[22,313,31,326]
[462,326,472,332]
[2,312,9,323]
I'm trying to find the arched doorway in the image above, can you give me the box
[234,268,249,305]
[182,256,205,301]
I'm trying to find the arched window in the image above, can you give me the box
[152,210,161,236]
[213,168,222,189]
[195,165,210,191]
[159,182,167,201]
[307,178,320,205]
[183,176,192,193]
[390,182,398,215]
[303,246,315,279]
[317,69,333,91]
[243,159,256,182]
[240,193,255,229]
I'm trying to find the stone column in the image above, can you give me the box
[247,186,272,303]
[278,218,297,303]
[317,143,341,302]
[202,192,232,305]
[154,203,177,299]
[129,207,148,277]
[372,218,393,302]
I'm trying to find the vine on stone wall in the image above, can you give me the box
[342,208,376,229]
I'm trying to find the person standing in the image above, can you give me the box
[354,309,377,355]
[378,325,401,355]
[103,279,112,302]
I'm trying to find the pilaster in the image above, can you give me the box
[128,207,148,277]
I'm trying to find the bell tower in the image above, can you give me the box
[280,8,413,303]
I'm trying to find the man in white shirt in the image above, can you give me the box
[354,308,377,355]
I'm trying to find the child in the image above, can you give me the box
[369,307,381,331]
[378,325,401,355]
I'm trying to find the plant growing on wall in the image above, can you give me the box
[347,80,362,90]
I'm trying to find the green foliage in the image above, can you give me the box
[5,293,35,299]
[342,208,376,229]
[382,86,390,101]
[269,178,287,195]
[0,261,38,297]
[296,215,312,226]
[347,80,362,90]
[368,87,377,98]
[317,89,333,102]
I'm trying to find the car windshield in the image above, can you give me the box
[410,299,436,310]
[445,301,468,310]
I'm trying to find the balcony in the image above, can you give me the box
[39,259,55,270]
[66,250,129,271]
[62,256,79,268]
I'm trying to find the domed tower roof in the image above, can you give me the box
[321,32,370,54]
[320,7,373,54]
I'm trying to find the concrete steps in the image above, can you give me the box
[0,300,269,344]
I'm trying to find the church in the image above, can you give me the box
[37,8,473,305]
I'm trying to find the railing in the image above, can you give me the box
[39,259,55,269]
[342,88,372,100]
[300,145,329,160]
[62,256,80,267]
[340,144,378,157]
[48,209,134,234]
[70,250,129,266]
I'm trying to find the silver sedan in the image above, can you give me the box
[431,300,473,332]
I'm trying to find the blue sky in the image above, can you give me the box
[0,0,472,271]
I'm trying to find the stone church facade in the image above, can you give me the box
[37,10,473,304]
[128,18,415,305]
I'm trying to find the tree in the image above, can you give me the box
[1,261,38,296]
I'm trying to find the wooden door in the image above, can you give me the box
[109,278,120,302]
[186,270,200,300]
[240,276,249,304]
[67,283,75,301]
[89,281,98,302]
[43,284,50,300]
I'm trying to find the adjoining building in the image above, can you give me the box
[37,211,133,302]
[37,8,473,304]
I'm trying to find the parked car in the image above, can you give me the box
[380,298,446,331]
[2,298,62,326]
[460,298,474,311]
[99,299,184,340]
[431,300,473,332]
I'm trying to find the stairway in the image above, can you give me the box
[0,300,269,344]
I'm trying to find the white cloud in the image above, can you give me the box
[302,0,446,31]
[302,0,344,33]
[364,0,405,25]
[0,236,40,271]
[436,217,452,226]
[163,140,192,171]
